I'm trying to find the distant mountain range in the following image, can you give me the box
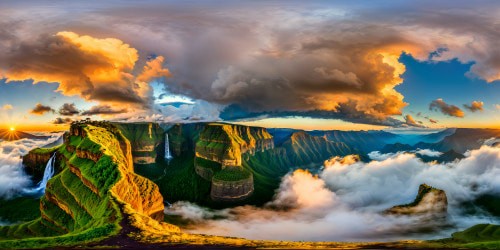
[381,128,500,154]
[0,129,50,141]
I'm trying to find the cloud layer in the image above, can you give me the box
[0,133,62,199]
[1,1,500,125]
[167,145,500,241]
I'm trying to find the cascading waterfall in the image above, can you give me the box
[165,133,173,160]
[23,153,56,196]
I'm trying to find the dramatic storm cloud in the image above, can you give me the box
[0,134,62,199]
[0,31,171,112]
[429,99,465,118]
[167,145,500,241]
[1,1,500,126]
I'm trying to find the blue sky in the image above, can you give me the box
[0,0,499,130]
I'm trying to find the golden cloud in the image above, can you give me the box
[1,32,171,110]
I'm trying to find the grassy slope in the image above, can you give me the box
[0,197,41,223]
[155,154,212,205]
[0,125,124,248]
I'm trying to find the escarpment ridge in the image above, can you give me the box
[0,121,179,248]
[194,124,274,202]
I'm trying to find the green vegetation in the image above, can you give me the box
[113,123,164,158]
[30,146,59,155]
[155,154,211,204]
[0,224,117,249]
[213,168,251,181]
[428,224,500,249]
[0,197,41,223]
[195,157,222,172]
[241,151,291,205]
[0,122,125,248]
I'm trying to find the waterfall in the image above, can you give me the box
[37,153,56,193]
[23,153,56,196]
[165,133,173,160]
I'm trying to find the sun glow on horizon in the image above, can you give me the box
[9,127,15,131]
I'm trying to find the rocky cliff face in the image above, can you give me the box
[22,147,62,183]
[113,123,165,164]
[210,175,254,202]
[386,184,448,218]
[0,121,179,243]
[195,123,274,167]
[193,123,273,202]
[167,123,206,157]
[281,131,357,166]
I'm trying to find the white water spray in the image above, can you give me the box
[23,153,56,196]
[165,134,173,160]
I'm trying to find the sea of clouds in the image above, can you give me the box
[0,133,62,199]
[166,145,500,242]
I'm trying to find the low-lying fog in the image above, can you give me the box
[166,145,500,242]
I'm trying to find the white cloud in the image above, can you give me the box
[167,145,500,242]
[0,133,62,199]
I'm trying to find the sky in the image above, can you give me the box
[0,0,499,131]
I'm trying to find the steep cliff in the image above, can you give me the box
[167,123,205,157]
[153,123,363,206]
[310,130,400,153]
[0,121,179,247]
[193,123,273,202]
[195,123,274,167]
[281,131,356,166]
[113,123,165,164]
[386,184,448,218]
[22,146,62,183]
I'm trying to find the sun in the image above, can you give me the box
[9,127,15,132]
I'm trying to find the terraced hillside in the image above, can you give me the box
[0,121,179,248]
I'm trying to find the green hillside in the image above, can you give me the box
[0,121,178,248]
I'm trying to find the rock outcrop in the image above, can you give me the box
[211,175,254,202]
[195,123,274,167]
[22,147,62,183]
[386,184,448,218]
[194,123,273,202]
[113,123,165,164]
